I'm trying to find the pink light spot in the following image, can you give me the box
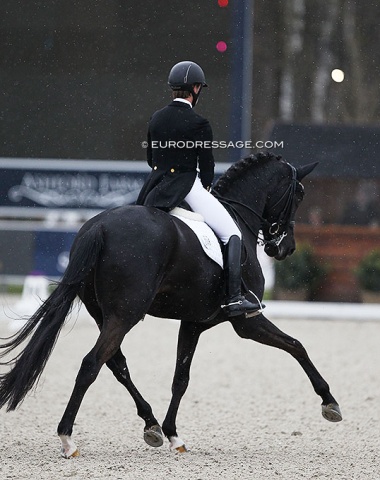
[216,41,227,53]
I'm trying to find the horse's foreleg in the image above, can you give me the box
[231,315,342,422]
[162,321,212,452]
[106,349,164,447]
[57,320,129,458]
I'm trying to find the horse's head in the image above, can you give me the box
[213,152,318,261]
[262,161,318,260]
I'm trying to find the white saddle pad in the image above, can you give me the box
[170,207,223,268]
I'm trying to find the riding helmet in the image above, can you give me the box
[168,61,208,91]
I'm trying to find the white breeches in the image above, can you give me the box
[185,176,241,244]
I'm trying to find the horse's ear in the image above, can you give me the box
[296,162,319,181]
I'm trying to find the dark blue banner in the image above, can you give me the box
[34,231,77,276]
[0,159,150,216]
[0,158,228,218]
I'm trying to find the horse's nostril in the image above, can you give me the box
[264,244,279,257]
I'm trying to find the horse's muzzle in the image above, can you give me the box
[265,242,294,261]
[277,244,295,260]
[264,243,279,258]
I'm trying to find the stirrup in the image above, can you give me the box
[222,297,263,318]
[245,309,263,318]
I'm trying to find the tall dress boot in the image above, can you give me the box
[223,235,262,317]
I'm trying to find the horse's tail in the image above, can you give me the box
[0,223,104,411]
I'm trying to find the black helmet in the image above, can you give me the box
[168,61,208,91]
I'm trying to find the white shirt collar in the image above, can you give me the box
[173,98,192,108]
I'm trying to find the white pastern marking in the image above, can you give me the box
[169,435,186,451]
[59,434,78,458]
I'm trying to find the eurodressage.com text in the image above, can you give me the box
[141,140,284,149]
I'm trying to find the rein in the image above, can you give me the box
[213,193,265,236]
[213,163,299,249]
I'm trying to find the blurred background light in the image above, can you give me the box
[331,68,345,83]
[216,40,227,52]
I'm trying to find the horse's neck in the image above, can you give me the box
[226,192,265,242]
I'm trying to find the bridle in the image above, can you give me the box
[260,163,302,249]
[213,163,303,250]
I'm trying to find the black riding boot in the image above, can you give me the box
[223,235,262,317]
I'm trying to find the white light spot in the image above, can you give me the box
[331,69,345,83]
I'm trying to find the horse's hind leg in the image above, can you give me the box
[83,296,163,447]
[57,316,133,458]
[106,349,164,447]
[231,315,342,422]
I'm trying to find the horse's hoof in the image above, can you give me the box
[174,444,188,453]
[61,448,80,459]
[169,435,188,453]
[322,403,342,422]
[144,425,164,447]
[59,435,80,459]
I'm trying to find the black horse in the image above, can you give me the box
[0,152,342,458]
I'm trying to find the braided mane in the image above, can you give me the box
[213,151,282,196]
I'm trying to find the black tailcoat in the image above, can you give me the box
[136,101,215,210]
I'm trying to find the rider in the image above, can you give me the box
[136,60,261,317]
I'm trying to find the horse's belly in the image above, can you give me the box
[148,264,224,321]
